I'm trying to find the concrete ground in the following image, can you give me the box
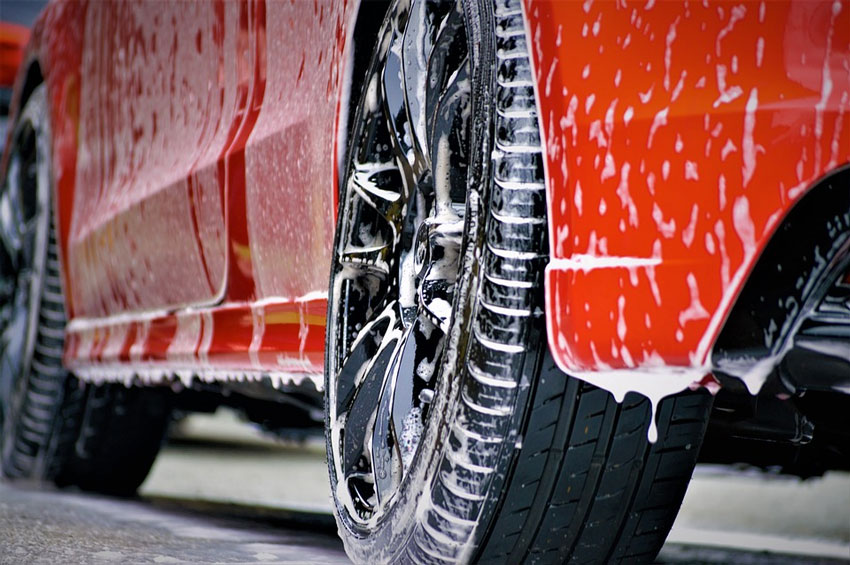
[1,409,848,564]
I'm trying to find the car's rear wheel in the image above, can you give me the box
[326,1,713,563]
[0,84,172,495]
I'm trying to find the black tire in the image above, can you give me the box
[55,383,174,496]
[0,84,171,495]
[326,1,712,564]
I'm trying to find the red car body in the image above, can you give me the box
[528,0,850,394]
[11,1,350,386]
[4,0,849,396]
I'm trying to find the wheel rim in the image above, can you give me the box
[0,101,51,440]
[328,0,471,526]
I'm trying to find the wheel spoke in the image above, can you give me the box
[356,108,397,166]
[350,162,404,224]
[383,28,415,164]
[1,152,40,277]
[368,315,440,502]
[342,338,397,476]
[429,55,471,216]
[424,3,466,149]
[339,162,397,274]
[336,308,394,415]
[401,0,454,164]
[390,318,432,466]
[16,219,38,272]
[369,334,405,503]
[339,242,392,273]
[0,280,29,394]
[341,307,403,479]
[400,1,428,161]
[0,232,16,303]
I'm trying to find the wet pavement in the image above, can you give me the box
[1,410,848,564]
[0,482,345,564]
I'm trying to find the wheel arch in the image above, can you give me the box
[712,164,850,394]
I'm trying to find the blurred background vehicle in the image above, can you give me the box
[0,1,45,154]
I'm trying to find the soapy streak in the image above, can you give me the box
[72,364,324,391]
[548,254,662,272]
[66,292,328,333]
[567,365,708,443]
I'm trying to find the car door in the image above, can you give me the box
[238,0,352,303]
[68,0,245,318]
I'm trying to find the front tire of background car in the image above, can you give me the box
[0,83,172,496]
[325,1,713,563]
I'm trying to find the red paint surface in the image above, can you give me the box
[69,1,241,316]
[4,0,353,375]
[243,0,350,300]
[526,0,850,373]
[6,0,848,381]
[223,0,266,302]
[63,298,326,375]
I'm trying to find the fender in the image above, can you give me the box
[526,0,850,397]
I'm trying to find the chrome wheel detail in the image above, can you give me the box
[327,0,471,525]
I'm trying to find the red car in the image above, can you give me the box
[1,0,848,563]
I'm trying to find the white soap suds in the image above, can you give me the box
[741,88,759,186]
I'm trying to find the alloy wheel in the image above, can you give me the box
[327,0,472,526]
